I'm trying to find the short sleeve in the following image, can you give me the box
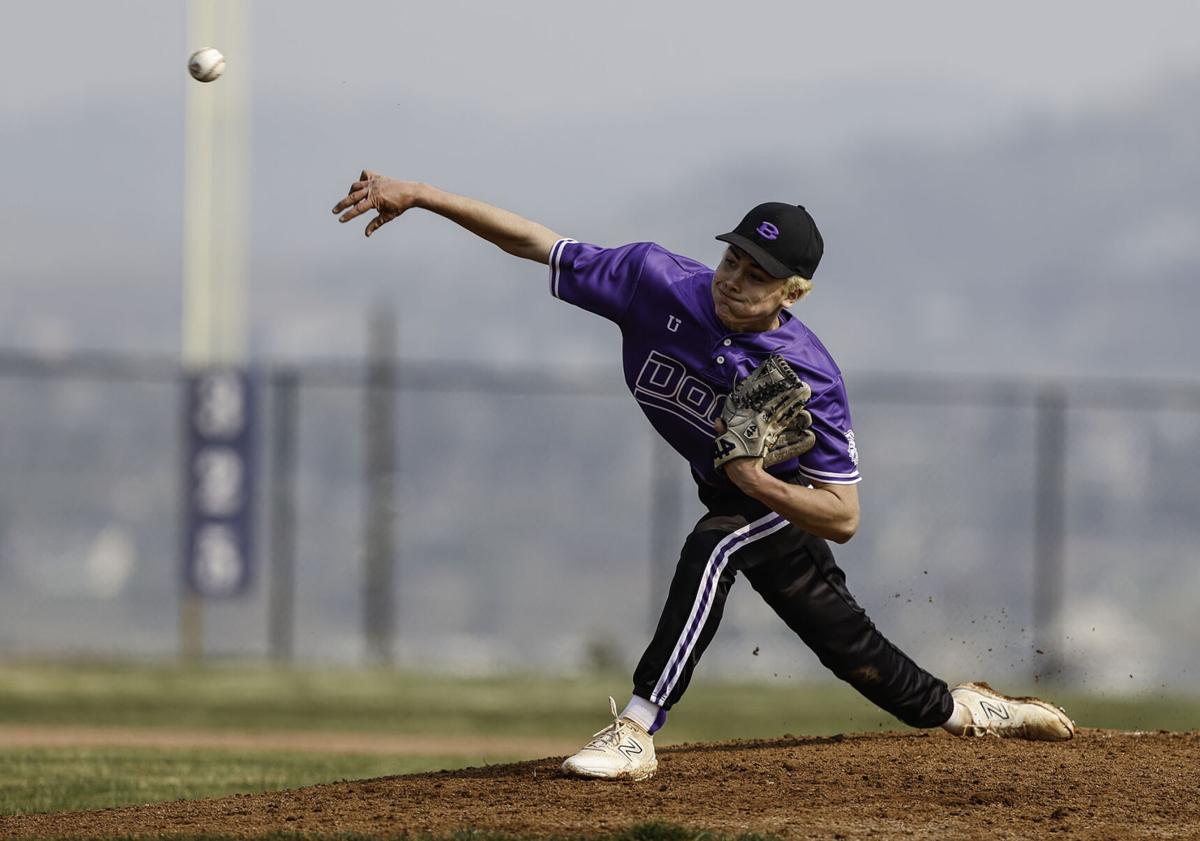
[548,239,653,324]
[796,377,861,485]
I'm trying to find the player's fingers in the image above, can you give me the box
[338,197,373,223]
[365,211,397,237]
[331,189,368,215]
[714,418,727,434]
[763,429,815,467]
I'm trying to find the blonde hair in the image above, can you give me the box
[785,274,814,300]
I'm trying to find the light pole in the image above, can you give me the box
[181,0,251,660]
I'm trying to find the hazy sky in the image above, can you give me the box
[3,0,1199,367]
[6,1,1200,113]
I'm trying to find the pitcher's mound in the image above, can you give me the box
[3,729,1197,840]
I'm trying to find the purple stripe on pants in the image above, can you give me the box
[653,514,786,703]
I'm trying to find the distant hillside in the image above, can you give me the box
[1,74,1196,379]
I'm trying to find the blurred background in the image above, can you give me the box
[2,0,1198,698]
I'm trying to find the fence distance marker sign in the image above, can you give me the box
[183,369,256,597]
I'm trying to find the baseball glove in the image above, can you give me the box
[713,355,815,470]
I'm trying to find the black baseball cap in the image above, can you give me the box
[715,202,824,279]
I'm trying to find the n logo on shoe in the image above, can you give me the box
[980,700,1011,720]
[617,738,643,760]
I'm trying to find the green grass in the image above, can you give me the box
[0,747,468,818]
[1047,689,1200,732]
[0,659,908,741]
[11,659,1193,741]
[0,659,1196,819]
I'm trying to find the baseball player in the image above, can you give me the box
[333,172,1076,781]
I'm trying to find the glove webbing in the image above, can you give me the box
[731,358,804,411]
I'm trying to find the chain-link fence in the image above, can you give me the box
[2,349,1198,693]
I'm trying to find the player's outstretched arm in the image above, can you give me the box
[332,171,562,264]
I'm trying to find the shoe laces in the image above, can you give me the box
[584,696,637,749]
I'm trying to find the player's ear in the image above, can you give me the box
[781,275,811,307]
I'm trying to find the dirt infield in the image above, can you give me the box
[2,729,1198,840]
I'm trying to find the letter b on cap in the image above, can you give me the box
[756,221,779,240]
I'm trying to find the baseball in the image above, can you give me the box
[188,47,225,83]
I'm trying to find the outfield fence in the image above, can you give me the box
[1,346,1198,693]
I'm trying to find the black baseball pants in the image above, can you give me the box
[631,501,954,729]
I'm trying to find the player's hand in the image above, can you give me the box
[332,170,420,237]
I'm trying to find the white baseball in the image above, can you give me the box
[188,47,225,83]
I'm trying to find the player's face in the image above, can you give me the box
[711,247,799,333]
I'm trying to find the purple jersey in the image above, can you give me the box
[549,239,861,490]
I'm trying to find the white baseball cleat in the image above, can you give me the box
[950,681,1076,741]
[561,696,657,781]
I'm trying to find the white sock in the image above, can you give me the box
[620,695,662,733]
[941,699,974,735]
